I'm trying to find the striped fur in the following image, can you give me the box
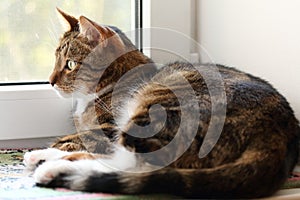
[26,9,300,198]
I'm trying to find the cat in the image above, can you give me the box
[23,8,300,198]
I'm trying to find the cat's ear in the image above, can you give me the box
[56,8,79,32]
[78,16,126,52]
[78,16,108,47]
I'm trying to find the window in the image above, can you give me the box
[0,0,135,84]
[0,0,192,147]
[0,0,141,147]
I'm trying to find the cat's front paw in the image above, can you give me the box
[33,159,117,190]
[34,160,74,185]
[23,148,70,171]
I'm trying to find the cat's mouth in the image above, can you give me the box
[52,85,73,98]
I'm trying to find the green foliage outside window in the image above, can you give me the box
[0,0,132,83]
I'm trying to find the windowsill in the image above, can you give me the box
[0,84,50,91]
[0,84,75,145]
[0,84,59,100]
[0,137,58,149]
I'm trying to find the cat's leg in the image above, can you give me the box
[33,145,137,188]
[24,148,109,172]
[23,148,71,171]
[51,133,84,151]
[61,152,100,161]
[24,125,116,172]
[34,159,112,188]
[51,123,117,153]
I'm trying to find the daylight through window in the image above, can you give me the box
[0,0,134,83]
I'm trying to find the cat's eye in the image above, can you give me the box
[66,60,77,71]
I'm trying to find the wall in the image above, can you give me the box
[143,0,194,64]
[197,0,300,119]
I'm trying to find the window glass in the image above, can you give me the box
[0,0,133,83]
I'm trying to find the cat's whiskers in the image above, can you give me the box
[49,18,60,41]
[95,98,112,115]
[73,84,90,95]
[44,42,56,52]
[46,28,59,53]
[72,86,113,116]
[47,27,59,45]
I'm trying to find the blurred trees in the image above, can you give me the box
[0,0,132,83]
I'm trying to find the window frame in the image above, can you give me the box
[0,0,195,148]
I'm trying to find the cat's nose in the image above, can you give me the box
[49,72,58,87]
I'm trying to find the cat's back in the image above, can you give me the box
[143,61,300,169]
[215,64,298,127]
[157,62,294,112]
[151,61,300,139]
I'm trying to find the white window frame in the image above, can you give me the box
[0,0,195,148]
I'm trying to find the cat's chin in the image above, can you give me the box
[53,86,72,99]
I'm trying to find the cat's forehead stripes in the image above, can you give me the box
[56,32,79,51]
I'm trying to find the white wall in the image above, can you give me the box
[197,0,300,119]
[143,0,194,64]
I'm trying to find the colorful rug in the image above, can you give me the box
[283,172,300,189]
[1,149,300,199]
[0,149,144,200]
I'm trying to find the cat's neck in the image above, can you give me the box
[95,49,156,93]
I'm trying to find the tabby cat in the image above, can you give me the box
[24,9,300,198]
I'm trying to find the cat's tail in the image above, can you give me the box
[69,149,293,199]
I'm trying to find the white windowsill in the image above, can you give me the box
[0,84,58,99]
[0,84,75,147]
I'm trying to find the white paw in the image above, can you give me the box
[23,148,70,171]
[34,160,75,185]
[33,159,117,189]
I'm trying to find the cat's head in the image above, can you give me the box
[50,8,132,94]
